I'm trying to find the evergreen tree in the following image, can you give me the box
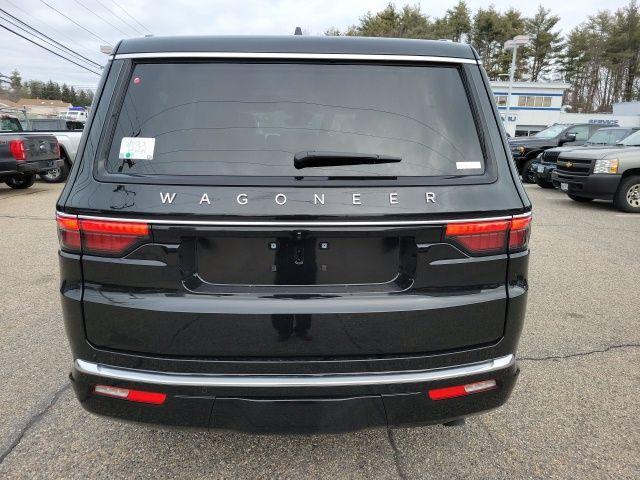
[69,86,78,105]
[61,84,72,103]
[9,70,23,98]
[432,1,472,42]
[524,6,564,81]
[332,3,432,38]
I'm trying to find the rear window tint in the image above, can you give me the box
[105,62,484,178]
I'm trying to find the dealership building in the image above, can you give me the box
[490,81,640,136]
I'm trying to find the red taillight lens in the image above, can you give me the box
[79,219,149,256]
[56,214,150,256]
[54,141,61,158]
[93,385,166,405]
[509,216,532,251]
[56,214,81,252]
[445,215,531,255]
[445,220,510,254]
[9,140,26,161]
[428,379,497,401]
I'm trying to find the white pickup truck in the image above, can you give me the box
[21,118,83,182]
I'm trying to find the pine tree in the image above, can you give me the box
[524,7,564,81]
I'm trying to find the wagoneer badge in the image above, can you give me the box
[159,192,437,206]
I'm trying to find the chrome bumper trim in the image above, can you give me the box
[75,354,514,388]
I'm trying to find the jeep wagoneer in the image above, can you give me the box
[57,35,531,433]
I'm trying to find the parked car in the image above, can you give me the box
[57,35,531,433]
[21,118,84,183]
[1,117,62,189]
[508,123,603,183]
[553,129,640,212]
[532,127,639,188]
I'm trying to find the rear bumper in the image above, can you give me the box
[17,158,63,174]
[70,354,519,433]
[553,172,621,200]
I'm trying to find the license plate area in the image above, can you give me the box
[195,233,405,287]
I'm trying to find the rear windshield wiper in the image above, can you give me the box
[294,151,401,170]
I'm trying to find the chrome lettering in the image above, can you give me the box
[199,193,210,205]
[275,193,287,205]
[352,193,361,205]
[389,193,398,204]
[314,193,325,205]
[425,192,436,203]
[237,193,248,205]
[160,192,176,204]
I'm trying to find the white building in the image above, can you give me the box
[490,81,640,136]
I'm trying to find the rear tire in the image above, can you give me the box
[521,159,536,184]
[535,178,555,189]
[5,174,36,189]
[613,175,640,213]
[568,194,593,203]
[39,160,69,183]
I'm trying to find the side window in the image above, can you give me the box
[567,125,589,141]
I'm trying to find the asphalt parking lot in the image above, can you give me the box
[0,182,638,479]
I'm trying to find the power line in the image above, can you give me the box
[5,0,101,58]
[38,0,111,45]
[93,0,143,36]
[70,0,129,37]
[110,0,152,35]
[0,22,101,76]
[0,8,102,68]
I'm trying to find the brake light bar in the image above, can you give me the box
[445,215,531,255]
[93,385,166,405]
[428,379,497,401]
[56,214,150,256]
[9,140,26,161]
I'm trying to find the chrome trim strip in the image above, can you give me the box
[113,52,478,64]
[56,211,530,227]
[75,354,514,388]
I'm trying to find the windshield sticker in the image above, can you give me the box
[456,161,482,170]
[119,137,155,160]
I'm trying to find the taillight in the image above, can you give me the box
[9,140,26,161]
[508,215,532,251]
[56,214,81,252]
[56,214,150,256]
[445,215,531,255]
[54,141,61,158]
[79,218,149,255]
[445,220,510,254]
[93,385,166,405]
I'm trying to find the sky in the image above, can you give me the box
[0,0,632,93]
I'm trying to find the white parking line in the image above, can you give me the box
[615,214,640,218]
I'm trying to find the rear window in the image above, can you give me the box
[1,116,22,132]
[104,62,485,178]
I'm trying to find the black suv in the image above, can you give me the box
[57,36,531,433]
[509,123,603,183]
